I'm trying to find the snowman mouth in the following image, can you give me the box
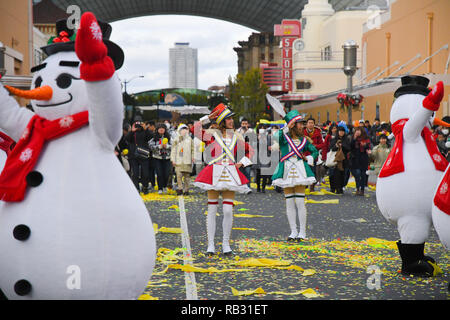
[36,93,73,107]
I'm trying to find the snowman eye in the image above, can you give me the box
[34,76,43,88]
[55,73,79,89]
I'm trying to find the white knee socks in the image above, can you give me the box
[294,193,307,239]
[285,194,298,239]
[222,199,234,253]
[207,200,218,253]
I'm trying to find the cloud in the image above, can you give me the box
[110,15,256,93]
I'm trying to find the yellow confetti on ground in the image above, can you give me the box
[234,213,274,218]
[233,258,291,268]
[167,204,179,210]
[364,238,397,250]
[233,227,257,231]
[233,200,245,205]
[153,223,158,234]
[158,227,183,234]
[168,264,250,273]
[302,269,317,276]
[231,287,266,296]
[138,293,159,300]
[230,287,321,298]
[305,198,339,204]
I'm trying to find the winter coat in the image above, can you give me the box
[350,136,371,169]
[303,127,325,158]
[330,135,351,170]
[171,131,194,173]
[125,129,153,160]
[369,143,391,176]
[149,132,172,160]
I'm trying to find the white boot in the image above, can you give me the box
[222,199,234,254]
[285,194,298,240]
[206,200,218,254]
[295,193,307,240]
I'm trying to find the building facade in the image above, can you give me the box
[169,42,198,89]
[295,0,450,123]
[233,32,282,76]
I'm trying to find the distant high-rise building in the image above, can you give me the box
[169,42,198,89]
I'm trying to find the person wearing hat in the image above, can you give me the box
[271,110,319,241]
[191,103,254,255]
[171,124,194,195]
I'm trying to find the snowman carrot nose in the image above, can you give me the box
[4,85,53,101]
[433,117,450,128]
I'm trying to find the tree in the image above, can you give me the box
[228,68,268,122]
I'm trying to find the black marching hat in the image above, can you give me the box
[41,18,124,70]
[394,75,431,98]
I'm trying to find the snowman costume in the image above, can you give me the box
[0,13,155,299]
[376,76,447,277]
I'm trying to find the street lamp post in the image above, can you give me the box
[342,40,358,124]
[122,75,144,122]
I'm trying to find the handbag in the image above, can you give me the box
[325,150,337,167]
[135,147,150,159]
[134,133,150,159]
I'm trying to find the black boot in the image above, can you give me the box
[396,241,437,277]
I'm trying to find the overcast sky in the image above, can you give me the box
[110,15,257,94]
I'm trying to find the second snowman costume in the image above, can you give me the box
[376,76,448,277]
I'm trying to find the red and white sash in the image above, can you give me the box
[280,134,307,162]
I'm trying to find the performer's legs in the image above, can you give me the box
[294,185,307,240]
[284,187,297,240]
[222,190,235,254]
[206,190,220,254]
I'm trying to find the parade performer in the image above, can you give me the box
[266,95,318,241]
[376,76,449,277]
[191,103,253,255]
[0,12,155,299]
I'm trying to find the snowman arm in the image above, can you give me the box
[403,107,433,142]
[0,83,34,141]
[85,76,123,150]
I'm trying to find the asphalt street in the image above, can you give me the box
[140,179,450,301]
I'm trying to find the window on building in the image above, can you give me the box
[296,80,312,90]
[327,111,330,122]
[318,112,321,124]
[322,45,332,61]
[337,109,340,122]
[269,53,274,61]
[376,102,380,119]
[361,105,365,121]
[261,53,265,61]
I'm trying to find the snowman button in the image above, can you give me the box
[26,171,43,187]
[13,224,31,241]
[14,280,32,296]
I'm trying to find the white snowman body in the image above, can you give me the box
[431,164,450,250]
[376,93,444,244]
[0,51,156,299]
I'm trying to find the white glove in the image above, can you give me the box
[306,155,314,166]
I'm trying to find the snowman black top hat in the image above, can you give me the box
[41,18,124,70]
[394,75,431,98]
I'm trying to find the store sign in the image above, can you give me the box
[274,20,301,92]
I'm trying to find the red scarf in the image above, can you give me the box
[0,132,15,156]
[0,111,89,202]
[379,118,448,178]
[434,166,450,215]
